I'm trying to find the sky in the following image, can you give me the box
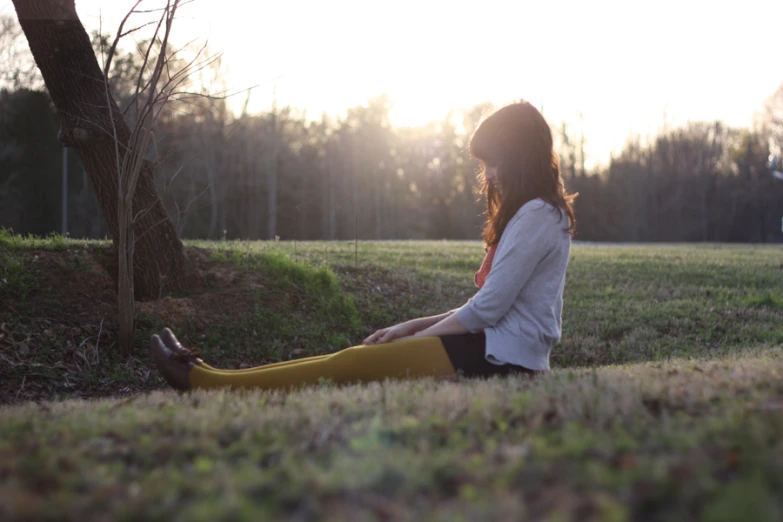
[3,0,783,167]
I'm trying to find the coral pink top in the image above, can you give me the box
[474,245,497,289]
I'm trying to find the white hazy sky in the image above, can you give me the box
[3,0,782,167]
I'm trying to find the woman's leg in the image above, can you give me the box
[187,336,456,391]
[211,356,332,373]
[189,354,331,373]
[150,330,539,392]
[160,328,329,374]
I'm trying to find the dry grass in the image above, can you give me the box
[1,349,782,521]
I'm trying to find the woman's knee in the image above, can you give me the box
[331,345,365,361]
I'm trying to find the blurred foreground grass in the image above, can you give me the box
[2,350,783,521]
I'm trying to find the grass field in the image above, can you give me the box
[1,235,783,521]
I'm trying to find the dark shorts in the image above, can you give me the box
[439,332,538,378]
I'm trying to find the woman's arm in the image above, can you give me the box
[363,311,455,345]
[416,311,455,329]
[412,312,469,338]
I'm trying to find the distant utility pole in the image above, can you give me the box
[771,155,783,181]
[770,155,783,233]
[267,87,279,240]
[62,146,68,235]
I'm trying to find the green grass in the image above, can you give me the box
[0,227,104,250]
[0,252,37,301]
[192,240,783,367]
[2,238,782,371]
[177,249,361,364]
[2,237,783,520]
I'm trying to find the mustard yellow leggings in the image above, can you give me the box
[189,336,456,391]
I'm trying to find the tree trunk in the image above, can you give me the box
[12,0,191,300]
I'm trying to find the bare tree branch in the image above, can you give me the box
[102,0,144,79]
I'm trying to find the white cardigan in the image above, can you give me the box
[456,199,571,370]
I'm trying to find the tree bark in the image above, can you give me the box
[12,0,191,300]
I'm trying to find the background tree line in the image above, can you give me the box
[2,16,782,243]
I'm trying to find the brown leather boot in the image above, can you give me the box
[161,327,203,363]
[150,334,193,391]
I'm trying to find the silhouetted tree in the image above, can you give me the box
[11,0,191,300]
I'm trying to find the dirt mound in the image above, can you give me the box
[136,296,198,325]
[0,246,270,403]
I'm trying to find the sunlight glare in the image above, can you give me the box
[5,0,780,167]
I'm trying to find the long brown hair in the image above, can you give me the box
[470,101,577,246]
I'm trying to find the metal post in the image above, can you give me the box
[769,155,782,233]
[62,146,68,235]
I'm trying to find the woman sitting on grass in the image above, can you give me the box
[151,100,576,391]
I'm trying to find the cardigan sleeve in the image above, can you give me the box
[455,202,556,332]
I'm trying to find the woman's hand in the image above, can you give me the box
[363,319,423,345]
